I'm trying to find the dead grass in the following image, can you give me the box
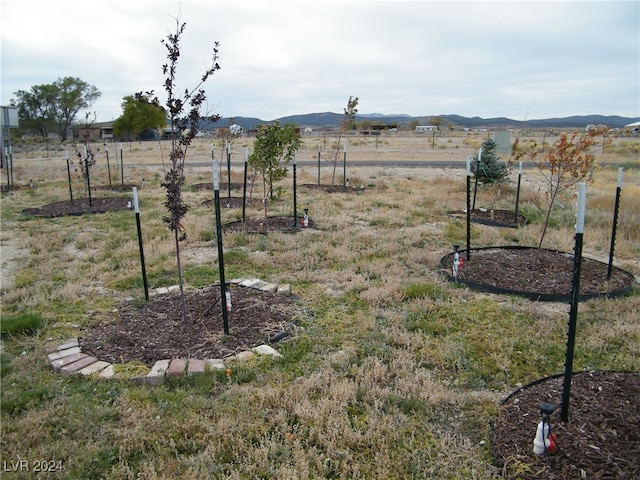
[1,131,638,478]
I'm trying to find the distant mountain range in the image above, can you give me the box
[204,113,639,132]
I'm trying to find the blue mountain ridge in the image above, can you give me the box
[201,112,638,132]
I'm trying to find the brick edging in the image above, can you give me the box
[45,278,290,385]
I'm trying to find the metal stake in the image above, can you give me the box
[561,182,586,423]
[213,160,229,335]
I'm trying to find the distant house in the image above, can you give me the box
[69,122,114,142]
[415,125,437,132]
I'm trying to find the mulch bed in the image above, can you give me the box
[191,182,245,192]
[22,197,131,218]
[201,197,263,209]
[451,208,527,228]
[94,183,139,192]
[301,184,359,193]
[440,247,635,300]
[80,285,299,366]
[222,216,315,233]
[492,371,640,479]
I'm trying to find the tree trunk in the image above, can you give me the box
[174,229,188,323]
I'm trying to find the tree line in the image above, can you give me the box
[10,78,167,142]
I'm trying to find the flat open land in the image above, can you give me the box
[1,130,639,478]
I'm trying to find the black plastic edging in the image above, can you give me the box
[439,246,635,302]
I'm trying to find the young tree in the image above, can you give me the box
[249,121,301,209]
[14,77,101,141]
[157,17,220,322]
[513,129,611,261]
[471,138,508,184]
[72,141,97,207]
[331,96,358,185]
[112,93,167,141]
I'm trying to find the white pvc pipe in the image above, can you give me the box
[212,160,219,191]
[617,167,624,188]
[576,182,586,233]
[132,187,140,213]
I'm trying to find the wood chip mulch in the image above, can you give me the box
[493,371,640,479]
[80,285,299,366]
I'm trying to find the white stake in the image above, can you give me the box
[213,160,219,191]
[132,187,140,213]
[617,167,624,188]
[576,182,586,234]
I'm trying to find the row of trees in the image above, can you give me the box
[13,77,101,141]
[12,78,169,143]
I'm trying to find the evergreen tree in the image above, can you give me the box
[471,139,508,184]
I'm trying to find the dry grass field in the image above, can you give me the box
[1,130,639,478]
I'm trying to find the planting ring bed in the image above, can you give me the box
[22,197,131,218]
[492,370,640,479]
[439,246,635,301]
[222,216,315,234]
[450,208,527,228]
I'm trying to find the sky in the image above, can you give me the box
[1,0,639,123]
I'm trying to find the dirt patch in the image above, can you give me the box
[80,285,299,366]
[492,371,640,479]
[0,232,29,291]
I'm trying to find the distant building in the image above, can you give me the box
[69,121,114,142]
[415,125,437,132]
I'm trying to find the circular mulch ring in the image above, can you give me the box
[22,196,131,218]
[223,216,315,234]
[492,371,640,479]
[201,197,263,209]
[439,246,635,301]
[301,184,363,193]
[94,183,139,192]
[191,182,245,192]
[451,209,527,228]
[80,285,299,367]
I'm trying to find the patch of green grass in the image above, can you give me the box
[198,229,216,242]
[0,353,13,377]
[402,299,566,388]
[0,312,45,337]
[183,265,219,286]
[1,384,54,415]
[400,282,450,301]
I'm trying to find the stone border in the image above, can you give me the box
[45,278,290,385]
[46,338,282,385]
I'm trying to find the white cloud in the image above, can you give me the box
[1,0,638,122]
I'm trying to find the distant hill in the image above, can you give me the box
[206,113,639,132]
